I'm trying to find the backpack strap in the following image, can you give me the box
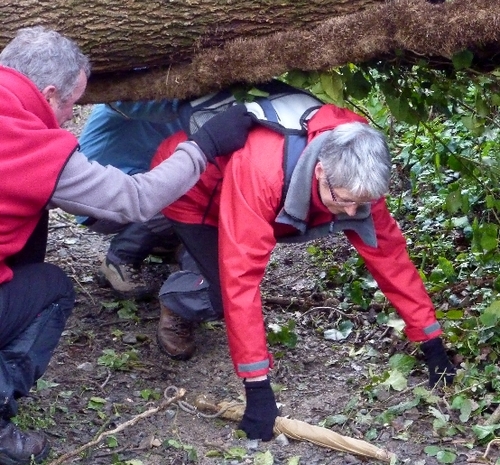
[177,80,324,203]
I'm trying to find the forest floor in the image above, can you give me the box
[16,106,497,465]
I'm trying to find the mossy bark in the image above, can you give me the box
[0,0,381,72]
[1,0,499,103]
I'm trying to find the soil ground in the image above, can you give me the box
[18,106,495,465]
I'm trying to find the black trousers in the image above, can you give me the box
[0,212,75,419]
[170,221,223,318]
[86,214,180,266]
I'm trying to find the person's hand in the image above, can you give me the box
[190,104,253,164]
[420,337,456,387]
[238,377,279,441]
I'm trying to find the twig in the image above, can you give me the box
[264,296,309,307]
[485,404,500,426]
[70,272,96,306]
[177,398,244,419]
[303,306,351,318]
[46,386,186,465]
[99,369,112,389]
[483,438,500,460]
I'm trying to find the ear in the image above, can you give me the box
[41,85,57,103]
[314,162,325,180]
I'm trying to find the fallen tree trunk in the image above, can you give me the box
[0,0,382,73]
[1,0,499,102]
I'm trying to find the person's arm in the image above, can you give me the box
[218,138,284,380]
[49,142,206,223]
[52,105,254,222]
[345,197,441,341]
[346,198,455,386]
[217,134,284,440]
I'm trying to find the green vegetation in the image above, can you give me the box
[268,51,500,463]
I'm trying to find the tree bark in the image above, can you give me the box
[0,0,381,73]
[1,0,499,103]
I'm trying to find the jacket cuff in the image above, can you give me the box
[405,323,442,342]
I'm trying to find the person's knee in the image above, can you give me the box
[159,271,222,322]
[43,264,75,318]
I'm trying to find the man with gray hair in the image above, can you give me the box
[151,93,456,442]
[0,26,252,464]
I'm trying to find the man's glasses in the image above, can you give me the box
[323,176,372,208]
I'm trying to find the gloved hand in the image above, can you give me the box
[421,337,456,387]
[190,104,253,164]
[238,377,279,441]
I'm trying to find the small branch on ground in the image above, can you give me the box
[47,386,186,465]
[483,438,500,460]
[484,403,500,426]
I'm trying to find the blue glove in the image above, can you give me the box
[239,378,278,441]
[190,104,253,164]
[421,337,456,387]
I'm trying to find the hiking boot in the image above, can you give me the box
[97,256,151,299]
[0,419,49,465]
[157,303,195,360]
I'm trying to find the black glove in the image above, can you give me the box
[190,104,253,164]
[238,377,279,441]
[421,337,456,387]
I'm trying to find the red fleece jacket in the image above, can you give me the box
[0,66,78,283]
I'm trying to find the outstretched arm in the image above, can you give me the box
[346,198,455,386]
[345,197,441,341]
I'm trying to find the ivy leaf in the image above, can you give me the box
[248,87,270,98]
[324,320,353,341]
[475,97,490,117]
[491,93,500,106]
[436,450,457,463]
[320,71,344,105]
[445,190,466,214]
[381,369,407,391]
[254,450,274,465]
[478,223,498,252]
[480,300,500,327]
[472,424,500,440]
[452,49,473,70]
[267,320,298,348]
[322,414,348,427]
[107,436,118,448]
[445,309,464,320]
[388,354,416,376]
[346,70,371,100]
[424,445,440,456]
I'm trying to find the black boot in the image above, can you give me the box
[0,419,49,465]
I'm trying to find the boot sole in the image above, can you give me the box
[156,333,195,361]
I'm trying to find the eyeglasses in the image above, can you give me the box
[323,177,372,208]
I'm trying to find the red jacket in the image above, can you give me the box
[154,105,442,378]
[0,66,78,283]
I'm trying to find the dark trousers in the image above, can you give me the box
[170,222,223,318]
[88,214,180,266]
[0,212,75,419]
[0,263,75,419]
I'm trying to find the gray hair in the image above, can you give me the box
[0,26,91,103]
[318,122,391,198]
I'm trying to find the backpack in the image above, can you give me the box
[178,80,324,198]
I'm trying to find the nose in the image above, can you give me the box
[343,205,358,217]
